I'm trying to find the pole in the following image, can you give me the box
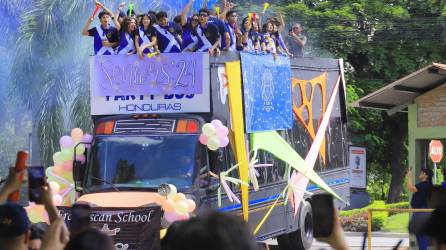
[434,162,437,184]
[367,209,372,250]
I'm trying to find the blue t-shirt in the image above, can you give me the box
[208,17,228,48]
[88,25,119,55]
[410,181,432,208]
[153,22,181,53]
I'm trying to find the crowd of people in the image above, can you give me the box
[81,0,307,57]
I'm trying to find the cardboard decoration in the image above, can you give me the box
[225,60,250,221]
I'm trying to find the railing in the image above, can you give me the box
[367,208,434,250]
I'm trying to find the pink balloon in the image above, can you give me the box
[186,199,196,213]
[178,213,190,221]
[219,137,229,147]
[83,134,93,149]
[199,134,208,145]
[62,161,73,172]
[216,126,229,138]
[164,211,179,223]
[53,194,63,206]
[75,154,86,164]
[59,136,74,149]
[211,119,223,128]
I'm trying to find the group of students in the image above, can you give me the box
[81,0,306,57]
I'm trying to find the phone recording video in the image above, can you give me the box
[311,193,335,238]
[28,166,45,204]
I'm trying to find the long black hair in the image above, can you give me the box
[139,13,154,31]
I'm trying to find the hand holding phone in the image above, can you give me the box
[28,166,45,204]
[311,194,334,238]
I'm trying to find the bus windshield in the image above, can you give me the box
[85,135,202,192]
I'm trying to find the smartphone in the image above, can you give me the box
[310,193,334,238]
[69,203,91,233]
[28,166,45,204]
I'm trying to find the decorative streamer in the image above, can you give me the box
[91,4,101,19]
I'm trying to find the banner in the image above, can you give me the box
[349,146,366,189]
[58,206,161,250]
[240,53,292,132]
[91,54,209,96]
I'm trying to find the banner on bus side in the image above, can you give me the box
[57,206,161,250]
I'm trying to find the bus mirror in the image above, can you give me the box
[73,160,84,192]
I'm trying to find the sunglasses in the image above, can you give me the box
[192,18,199,22]
[199,13,208,17]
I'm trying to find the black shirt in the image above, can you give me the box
[410,181,432,208]
[199,23,220,45]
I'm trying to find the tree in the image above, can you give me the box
[278,0,446,202]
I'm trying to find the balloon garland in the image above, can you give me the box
[199,120,229,151]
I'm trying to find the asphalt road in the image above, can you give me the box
[262,232,410,250]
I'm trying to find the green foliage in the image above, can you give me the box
[383,213,409,233]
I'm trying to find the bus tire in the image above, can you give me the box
[278,201,313,250]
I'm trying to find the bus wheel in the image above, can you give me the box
[278,201,313,250]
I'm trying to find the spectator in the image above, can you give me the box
[180,0,200,52]
[162,211,258,250]
[262,21,277,54]
[224,10,238,51]
[153,11,182,53]
[416,205,446,250]
[64,227,115,250]
[135,14,158,58]
[0,202,30,250]
[28,222,49,250]
[114,8,138,55]
[196,9,220,56]
[407,167,433,250]
[252,21,266,52]
[285,23,307,57]
[208,9,230,52]
[81,1,119,55]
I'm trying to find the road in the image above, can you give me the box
[262,232,410,250]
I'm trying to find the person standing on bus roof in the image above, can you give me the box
[153,11,182,53]
[196,9,220,56]
[81,1,119,55]
[407,167,433,250]
[135,14,158,58]
[208,10,230,52]
[114,13,137,55]
[224,10,238,52]
[180,0,200,52]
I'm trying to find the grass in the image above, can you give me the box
[382,213,409,233]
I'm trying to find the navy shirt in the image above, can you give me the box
[181,21,199,51]
[196,22,220,52]
[153,22,181,53]
[88,25,119,55]
[208,17,228,48]
[410,181,432,208]
[137,26,156,54]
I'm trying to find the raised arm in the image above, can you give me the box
[406,167,418,193]
[181,0,194,26]
[114,2,126,31]
[277,13,285,33]
[81,16,94,36]
[0,168,23,203]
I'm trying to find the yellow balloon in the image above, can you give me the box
[202,123,216,137]
[49,181,60,193]
[207,136,220,151]
[53,152,64,166]
[61,148,74,161]
[175,201,189,214]
[75,144,86,155]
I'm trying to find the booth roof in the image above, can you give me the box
[351,63,446,114]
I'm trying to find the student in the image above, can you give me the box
[135,14,158,58]
[180,0,200,52]
[81,1,119,55]
[239,17,260,52]
[153,11,181,53]
[252,21,265,52]
[208,10,230,51]
[273,24,291,55]
[262,21,277,54]
[196,9,220,56]
[407,167,433,250]
[224,10,238,51]
[115,16,137,55]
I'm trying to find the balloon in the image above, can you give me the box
[49,181,60,193]
[60,148,74,162]
[186,199,196,213]
[216,126,229,138]
[59,136,74,149]
[53,152,64,166]
[173,193,186,202]
[219,137,229,147]
[211,119,223,128]
[202,123,216,137]
[52,165,65,176]
[61,171,73,182]
[175,201,189,214]
[163,199,175,212]
[62,161,73,172]
[75,154,86,164]
[167,184,177,199]
[71,128,84,142]
[83,134,93,148]
[75,144,86,155]
[53,194,63,206]
[207,136,220,151]
[45,167,54,177]
[164,211,179,223]
[199,134,208,145]
[178,213,190,221]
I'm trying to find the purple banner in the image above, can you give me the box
[91,53,208,96]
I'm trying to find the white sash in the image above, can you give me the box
[227,24,236,51]
[118,33,135,55]
[96,25,115,55]
[265,34,276,54]
[182,34,199,52]
[153,24,180,52]
[138,27,154,53]
[196,25,213,52]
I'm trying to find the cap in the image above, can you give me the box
[0,202,30,237]
[410,206,446,244]
[119,11,126,18]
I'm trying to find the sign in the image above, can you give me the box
[240,53,292,132]
[91,54,209,96]
[429,140,443,163]
[58,206,161,250]
[90,56,210,115]
[349,146,366,189]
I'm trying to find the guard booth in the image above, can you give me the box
[353,63,446,249]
